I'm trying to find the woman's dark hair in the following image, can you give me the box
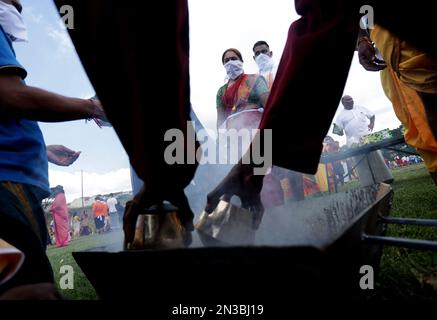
[221,48,243,64]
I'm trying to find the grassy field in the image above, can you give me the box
[47,232,122,300]
[375,164,437,299]
[47,164,437,300]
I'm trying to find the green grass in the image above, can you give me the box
[376,164,437,299]
[47,233,122,300]
[46,164,437,300]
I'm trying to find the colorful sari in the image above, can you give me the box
[217,74,287,208]
[50,192,70,247]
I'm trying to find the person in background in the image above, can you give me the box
[333,95,375,147]
[322,136,345,189]
[92,196,109,234]
[216,48,269,129]
[106,193,119,229]
[80,210,92,237]
[71,214,81,240]
[333,95,393,187]
[79,211,91,236]
[49,185,70,247]
[216,48,285,213]
[252,40,277,90]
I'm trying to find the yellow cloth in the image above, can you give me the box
[371,25,437,172]
[315,164,328,192]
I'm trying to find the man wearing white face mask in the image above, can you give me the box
[253,41,277,90]
[253,40,308,202]
[0,0,107,298]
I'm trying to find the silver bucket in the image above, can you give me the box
[195,200,255,246]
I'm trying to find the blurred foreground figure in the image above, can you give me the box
[0,0,105,297]
[55,0,437,241]
[358,23,437,186]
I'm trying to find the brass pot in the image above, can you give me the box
[128,203,185,250]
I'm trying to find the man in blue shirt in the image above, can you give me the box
[0,0,106,296]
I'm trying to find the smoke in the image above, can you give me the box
[254,185,380,248]
[189,183,382,249]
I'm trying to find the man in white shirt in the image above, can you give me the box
[333,95,392,187]
[333,95,375,146]
[106,194,119,229]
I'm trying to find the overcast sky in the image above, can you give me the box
[188,0,401,145]
[15,0,401,202]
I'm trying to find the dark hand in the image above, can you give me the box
[358,37,386,71]
[205,163,265,229]
[47,145,81,166]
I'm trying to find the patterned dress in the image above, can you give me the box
[216,74,285,208]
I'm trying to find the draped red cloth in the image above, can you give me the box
[50,193,70,247]
[222,74,247,111]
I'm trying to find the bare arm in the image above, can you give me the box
[0,74,105,122]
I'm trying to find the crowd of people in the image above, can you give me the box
[91,194,124,234]
[0,0,436,300]
[386,155,424,169]
[216,42,395,198]
[47,192,125,247]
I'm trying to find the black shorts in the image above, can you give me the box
[94,216,104,229]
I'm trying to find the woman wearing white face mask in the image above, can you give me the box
[216,48,285,209]
[216,48,269,130]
